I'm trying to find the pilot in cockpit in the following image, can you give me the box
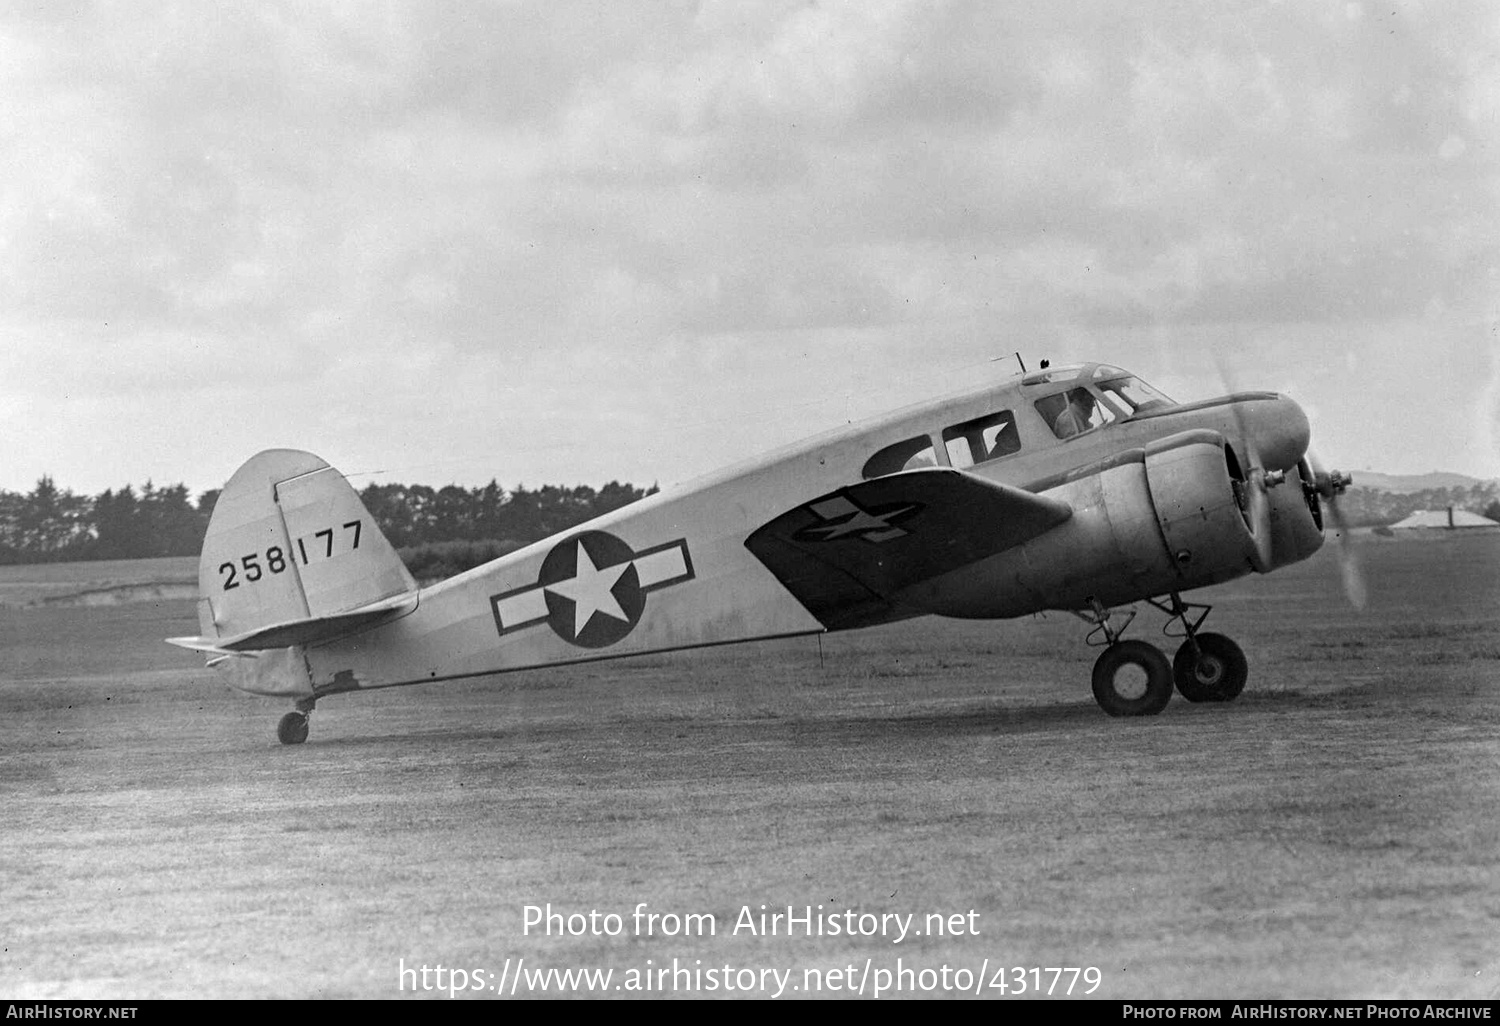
[1052,388,1097,438]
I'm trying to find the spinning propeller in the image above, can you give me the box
[1211,358,1366,609]
[1302,456,1365,609]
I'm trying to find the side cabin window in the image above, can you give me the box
[862,435,939,479]
[1036,388,1114,440]
[942,411,1020,469]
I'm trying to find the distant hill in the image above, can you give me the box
[1341,470,1499,527]
[1350,471,1490,494]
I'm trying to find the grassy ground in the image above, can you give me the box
[0,537,1496,999]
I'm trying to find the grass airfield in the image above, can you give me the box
[1,536,1497,999]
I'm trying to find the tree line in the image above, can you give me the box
[4,471,1495,568]
[0,477,656,566]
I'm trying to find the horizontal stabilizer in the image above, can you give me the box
[168,591,418,654]
[164,637,252,658]
[745,467,1071,629]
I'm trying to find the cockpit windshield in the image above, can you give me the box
[1092,371,1175,415]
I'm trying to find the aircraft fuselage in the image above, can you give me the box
[200,363,1326,702]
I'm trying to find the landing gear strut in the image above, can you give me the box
[1145,593,1248,703]
[1075,593,1249,715]
[277,698,315,745]
[1075,601,1173,717]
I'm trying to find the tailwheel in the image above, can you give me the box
[1091,640,1174,717]
[1173,633,1247,703]
[277,711,310,745]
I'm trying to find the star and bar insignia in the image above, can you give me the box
[791,494,923,545]
[490,531,694,648]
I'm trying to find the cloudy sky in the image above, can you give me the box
[3,0,1496,499]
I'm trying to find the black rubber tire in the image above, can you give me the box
[1091,640,1173,717]
[277,711,309,745]
[1173,633,1248,703]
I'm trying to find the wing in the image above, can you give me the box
[744,467,1072,630]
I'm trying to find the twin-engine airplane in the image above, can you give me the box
[168,362,1351,744]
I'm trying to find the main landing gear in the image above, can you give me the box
[1074,593,1248,717]
[277,698,315,745]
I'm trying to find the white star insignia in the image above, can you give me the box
[809,505,918,540]
[544,541,631,637]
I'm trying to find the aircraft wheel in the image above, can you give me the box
[1173,633,1247,703]
[277,711,310,745]
[1091,640,1173,717]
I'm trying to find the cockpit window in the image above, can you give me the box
[1036,388,1114,439]
[862,435,939,479]
[1021,364,1085,386]
[1094,375,1175,414]
[942,411,1020,469]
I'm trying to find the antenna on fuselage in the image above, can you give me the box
[991,352,1027,375]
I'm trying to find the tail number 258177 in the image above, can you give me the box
[218,520,363,590]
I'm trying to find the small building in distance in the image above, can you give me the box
[1389,506,1500,531]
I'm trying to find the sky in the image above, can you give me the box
[2,0,1497,499]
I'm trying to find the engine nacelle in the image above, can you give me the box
[1141,430,1267,587]
[1264,458,1326,570]
[899,430,1306,618]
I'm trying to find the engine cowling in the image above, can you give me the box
[899,429,1320,618]
[1264,458,1327,570]
[1141,429,1269,587]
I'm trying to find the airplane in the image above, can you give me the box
[167,361,1353,744]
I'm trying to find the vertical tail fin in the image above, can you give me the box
[177,449,416,652]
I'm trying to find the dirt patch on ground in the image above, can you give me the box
[28,583,199,607]
[0,557,197,609]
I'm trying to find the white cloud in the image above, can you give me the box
[1,0,1497,495]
